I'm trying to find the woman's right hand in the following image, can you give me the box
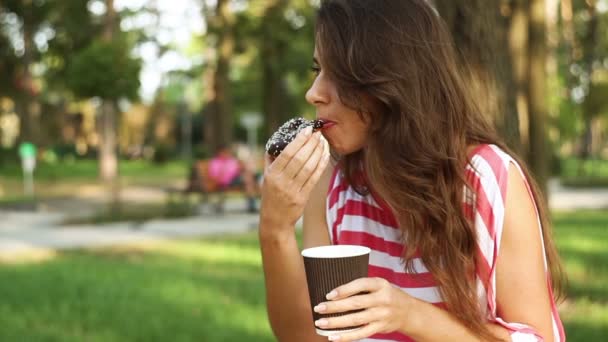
[260,125,331,233]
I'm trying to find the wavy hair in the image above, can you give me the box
[315,0,564,339]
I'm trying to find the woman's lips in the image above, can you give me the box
[319,120,336,130]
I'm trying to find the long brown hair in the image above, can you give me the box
[315,0,564,339]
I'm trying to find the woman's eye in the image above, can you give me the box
[310,66,321,76]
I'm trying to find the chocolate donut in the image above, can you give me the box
[265,117,325,157]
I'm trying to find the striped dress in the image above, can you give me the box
[325,144,565,342]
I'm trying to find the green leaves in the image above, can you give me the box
[66,40,141,101]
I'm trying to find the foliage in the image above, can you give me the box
[2,0,608,167]
[66,40,141,101]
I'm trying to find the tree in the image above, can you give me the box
[0,0,51,145]
[527,0,550,195]
[202,0,236,152]
[434,0,521,153]
[65,0,141,194]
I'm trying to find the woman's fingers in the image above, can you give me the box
[293,134,325,188]
[314,292,375,315]
[328,278,387,300]
[326,321,384,342]
[269,126,314,173]
[300,138,330,193]
[281,131,322,179]
[315,308,379,331]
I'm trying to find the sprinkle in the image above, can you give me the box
[265,117,325,157]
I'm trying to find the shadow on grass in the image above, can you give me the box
[564,320,608,341]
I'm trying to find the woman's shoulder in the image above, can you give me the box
[466,144,518,183]
[464,143,522,209]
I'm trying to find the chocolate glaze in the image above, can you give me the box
[265,117,324,157]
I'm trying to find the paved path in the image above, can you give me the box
[0,201,261,259]
[548,179,608,211]
[0,179,606,258]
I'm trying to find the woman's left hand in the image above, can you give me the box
[313,277,416,341]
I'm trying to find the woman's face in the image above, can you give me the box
[305,48,370,156]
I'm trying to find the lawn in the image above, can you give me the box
[560,158,608,188]
[0,159,188,203]
[0,211,606,341]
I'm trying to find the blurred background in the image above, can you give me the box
[0,0,606,341]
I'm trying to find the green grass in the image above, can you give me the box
[0,159,187,188]
[0,159,188,183]
[552,210,608,340]
[0,211,606,341]
[560,158,608,188]
[0,159,189,205]
[0,234,273,342]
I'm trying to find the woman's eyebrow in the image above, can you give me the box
[312,57,320,65]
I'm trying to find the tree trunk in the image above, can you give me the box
[98,0,118,182]
[99,0,120,211]
[99,101,118,181]
[204,0,235,153]
[434,1,521,153]
[527,0,549,196]
[509,0,530,154]
[579,0,598,161]
[560,0,576,87]
[17,0,40,145]
[261,0,291,138]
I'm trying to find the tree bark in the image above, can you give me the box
[17,0,40,145]
[204,0,235,153]
[509,0,530,154]
[434,1,521,153]
[579,0,598,160]
[261,0,291,138]
[527,0,549,196]
[98,0,118,182]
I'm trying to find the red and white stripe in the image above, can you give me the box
[326,144,565,342]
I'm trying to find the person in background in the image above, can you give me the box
[208,144,258,213]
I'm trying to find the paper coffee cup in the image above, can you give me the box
[301,245,370,336]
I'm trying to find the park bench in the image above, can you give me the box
[165,159,251,214]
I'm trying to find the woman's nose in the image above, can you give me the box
[305,76,329,106]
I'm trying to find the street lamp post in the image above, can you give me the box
[240,112,263,152]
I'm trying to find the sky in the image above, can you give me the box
[114,0,205,102]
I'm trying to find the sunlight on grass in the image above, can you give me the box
[99,239,262,267]
[153,240,263,266]
[0,248,58,264]
[0,213,606,341]
[0,234,274,341]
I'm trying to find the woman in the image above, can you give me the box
[259,1,565,341]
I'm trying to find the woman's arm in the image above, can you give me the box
[259,129,331,342]
[314,163,557,342]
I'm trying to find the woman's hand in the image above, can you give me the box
[260,126,331,231]
[312,277,417,341]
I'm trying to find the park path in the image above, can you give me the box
[0,179,607,259]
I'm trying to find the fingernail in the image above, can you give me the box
[315,319,328,327]
[326,290,337,300]
[314,304,326,313]
[328,335,341,341]
[304,126,313,136]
